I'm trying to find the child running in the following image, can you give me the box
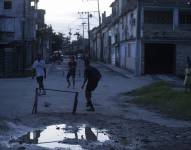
[32,54,46,95]
[67,55,77,88]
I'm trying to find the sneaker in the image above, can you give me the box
[37,89,41,94]
[42,90,46,95]
[37,90,42,96]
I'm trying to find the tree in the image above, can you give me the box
[52,32,65,52]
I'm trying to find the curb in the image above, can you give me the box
[97,62,134,78]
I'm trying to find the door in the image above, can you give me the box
[145,44,176,74]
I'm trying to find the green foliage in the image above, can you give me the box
[52,32,69,52]
[128,81,191,120]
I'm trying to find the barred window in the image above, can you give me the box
[144,10,173,24]
[179,11,191,24]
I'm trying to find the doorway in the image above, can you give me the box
[144,44,176,74]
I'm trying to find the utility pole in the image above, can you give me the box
[82,22,86,39]
[97,0,104,61]
[22,0,26,74]
[84,0,103,61]
[87,12,91,57]
[68,28,72,52]
[81,22,86,54]
[81,22,86,38]
[78,11,93,57]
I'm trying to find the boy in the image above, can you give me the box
[32,54,46,95]
[67,56,77,88]
[81,60,101,111]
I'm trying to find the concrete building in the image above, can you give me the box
[0,0,49,77]
[90,27,101,61]
[36,9,52,63]
[90,0,191,76]
[140,0,191,76]
[102,12,112,63]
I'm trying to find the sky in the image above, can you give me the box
[38,0,113,39]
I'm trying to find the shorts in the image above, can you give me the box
[36,76,43,83]
[67,71,76,79]
[36,76,44,88]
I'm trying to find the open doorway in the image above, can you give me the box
[144,43,176,74]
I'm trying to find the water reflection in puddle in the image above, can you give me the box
[11,124,110,149]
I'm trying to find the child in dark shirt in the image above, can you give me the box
[67,56,77,88]
[82,60,101,111]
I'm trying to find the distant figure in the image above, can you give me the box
[81,60,102,111]
[32,54,46,95]
[184,61,191,92]
[83,54,89,64]
[187,56,191,66]
[67,56,77,88]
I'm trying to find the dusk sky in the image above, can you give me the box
[38,0,113,38]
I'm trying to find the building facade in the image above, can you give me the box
[90,0,191,76]
[0,0,50,77]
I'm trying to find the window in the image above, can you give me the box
[179,11,191,24]
[144,10,173,24]
[4,0,12,9]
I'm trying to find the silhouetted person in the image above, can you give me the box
[81,60,101,111]
[184,61,191,92]
[67,56,77,88]
[187,56,191,66]
[83,54,89,64]
[32,54,46,95]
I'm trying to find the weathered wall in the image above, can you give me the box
[176,44,191,76]
[120,41,137,72]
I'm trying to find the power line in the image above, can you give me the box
[82,0,103,60]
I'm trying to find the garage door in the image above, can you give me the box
[145,44,176,74]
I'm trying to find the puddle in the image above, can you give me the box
[10,124,110,150]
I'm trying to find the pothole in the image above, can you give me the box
[9,124,110,149]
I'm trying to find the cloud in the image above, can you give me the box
[38,0,113,36]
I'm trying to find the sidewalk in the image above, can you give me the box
[99,62,184,84]
[98,62,135,78]
[46,63,54,74]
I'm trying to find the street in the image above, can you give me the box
[0,60,191,150]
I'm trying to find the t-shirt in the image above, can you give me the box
[68,61,77,72]
[84,66,101,82]
[32,60,46,77]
